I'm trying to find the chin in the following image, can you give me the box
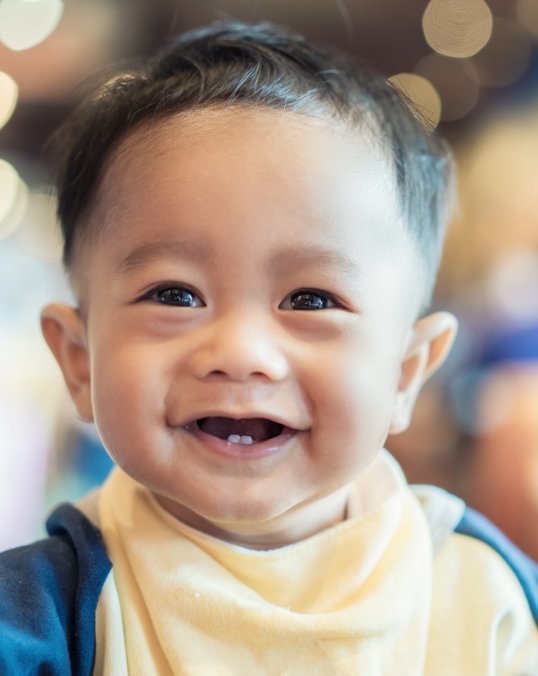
[157,486,292,529]
[201,496,292,528]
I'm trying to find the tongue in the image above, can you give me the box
[198,417,283,442]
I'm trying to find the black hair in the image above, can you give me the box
[50,20,454,306]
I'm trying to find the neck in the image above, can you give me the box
[154,485,352,550]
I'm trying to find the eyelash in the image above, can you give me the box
[138,284,204,308]
[138,285,341,311]
[280,289,340,311]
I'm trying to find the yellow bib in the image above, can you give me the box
[96,452,434,675]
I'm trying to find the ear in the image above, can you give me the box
[41,303,94,422]
[389,311,457,434]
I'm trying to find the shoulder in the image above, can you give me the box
[412,485,537,671]
[412,482,537,624]
[431,508,538,671]
[0,503,112,675]
[453,504,538,625]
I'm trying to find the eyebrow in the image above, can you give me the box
[118,239,212,273]
[118,238,360,278]
[268,245,361,278]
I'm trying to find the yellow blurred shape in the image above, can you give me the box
[441,107,538,291]
[13,190,63,262]
[0,159,28,240]
[0,71,18,129]
[415,53,479,122]
[422,0,493,58]
[0,160,19,223]
[0,0,64,52]
[388,72,441,129]
[517,0,538,39]
[468,18,531,88]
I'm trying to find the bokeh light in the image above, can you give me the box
[0,0,64,52]
[422,0,493,58]
[467,18,532,88]
[0,160,19,225]
[0,71,18,130]
[9,190,62,262]
[388,72,441,129]
[516,0,538,39]
[0,159,28,240]
[414,53,480,122]
[441,106,538,290]
[486,251,538,322]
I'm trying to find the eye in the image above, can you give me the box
[140,284,204,307]
[281,289,337,311]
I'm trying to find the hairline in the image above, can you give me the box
[68,101,399,295]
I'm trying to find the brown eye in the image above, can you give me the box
[137,283,205,308]
[289,291,333,311]
[156,287,198,307]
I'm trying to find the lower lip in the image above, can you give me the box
[182,423,298,460]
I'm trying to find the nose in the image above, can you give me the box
[189,312,289,382]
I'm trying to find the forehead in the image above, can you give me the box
[105,108,391,196]
[88,107,402,238]
[76,107,417,303]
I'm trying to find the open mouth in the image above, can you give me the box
[194,417,285,446]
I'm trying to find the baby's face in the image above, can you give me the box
[53,108,431,546]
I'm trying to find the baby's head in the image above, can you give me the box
[42,21,457,547]
[55,21,452,307]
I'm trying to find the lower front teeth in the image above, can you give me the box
[227,434,254,445]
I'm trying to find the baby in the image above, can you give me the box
[0,20,536,675]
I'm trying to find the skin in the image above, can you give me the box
[42,108,456,549]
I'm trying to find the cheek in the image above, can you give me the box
[339,365,398,439]
[88,341,170,455]
[317,333,402,444]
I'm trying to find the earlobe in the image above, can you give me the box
[389,311,457,434]
[41,303,94,422]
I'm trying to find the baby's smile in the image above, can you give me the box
[182,416,298,459]
[196,417,285,444]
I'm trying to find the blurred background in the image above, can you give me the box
[1,0,538,559]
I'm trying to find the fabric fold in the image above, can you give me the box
[98,451,433,675]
